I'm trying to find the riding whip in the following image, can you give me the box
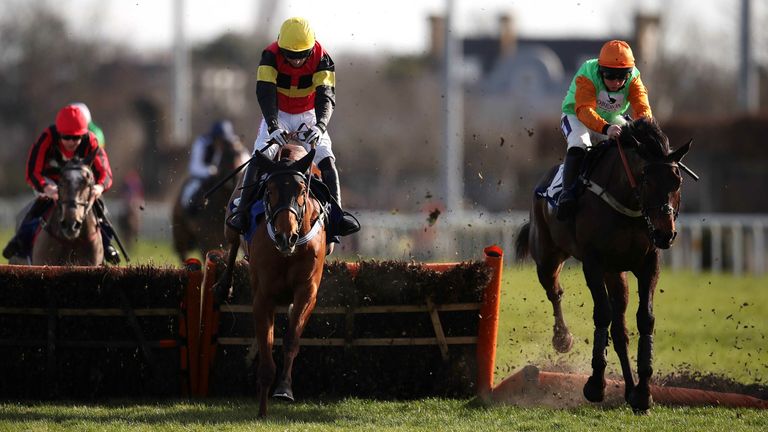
[203,141,278,200]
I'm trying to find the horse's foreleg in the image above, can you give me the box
[606,271,635,402]
[214,239,240,304]
[536,260,572,353]
[630,252,660,414]
[582,257,611,403]
[273,283,318,402]
[252,297,276,418]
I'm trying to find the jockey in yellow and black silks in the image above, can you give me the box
[227,17,359,254]
[557,40,653,221]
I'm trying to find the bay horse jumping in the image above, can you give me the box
[515,118,691,413]
[171,138,249,261]
[31,157,103,265]
[219,142,326,418]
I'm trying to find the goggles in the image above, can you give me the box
[280,47,312,60]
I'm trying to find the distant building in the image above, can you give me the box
[428,13,661,120]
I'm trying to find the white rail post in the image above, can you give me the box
[711,221,723,274]
[732,222,744,277]
[691,222,703,274]
[751,222,765,275]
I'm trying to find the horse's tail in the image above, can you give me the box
[514,222,531,262]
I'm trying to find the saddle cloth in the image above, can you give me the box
[535,164,565,209]
[234,179,342,243]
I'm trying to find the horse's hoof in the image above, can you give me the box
[629,387,653,414]
[583,376,606,403]
[552,332,574,353]
[272,383,294,402]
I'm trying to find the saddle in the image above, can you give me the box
[536,140,614,209]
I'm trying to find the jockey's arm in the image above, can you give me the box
[256,50,280,130]
[91,144,113,192]
[628,75,653,120]
[313,52,336,129]
[26,130,54,193]
[573,75,611,135]
[256,81,279,130]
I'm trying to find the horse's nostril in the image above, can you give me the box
[289,233,299,245]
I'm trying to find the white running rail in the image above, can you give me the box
[1,199,765,275]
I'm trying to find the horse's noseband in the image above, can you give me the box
[636,162,682,245]
[58,166,96,216]
[638,162,681,221]
[263,169,309,243]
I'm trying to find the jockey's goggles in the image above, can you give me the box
[600,67,631,81]
[280,47,312,60]
[60,135,83,141]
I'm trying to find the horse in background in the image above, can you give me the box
[218,142,327,418]
[515,118,691,413]
[28,157,103,265]
[117,169,144,253]
[171,137,249,261]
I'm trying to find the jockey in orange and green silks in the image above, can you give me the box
[556,40,654,221]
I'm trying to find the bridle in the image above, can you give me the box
[262,168,311,247]
[57,163,96,220]
[615,139,681,241]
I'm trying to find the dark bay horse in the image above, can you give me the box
[31,157,103,265]
[172,138,249,261]
[515,118,691,413]
[219,142,326,418]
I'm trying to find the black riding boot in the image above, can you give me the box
[556,147,586,221]
[226,161,261,234]
[2,198,52,259]
[94,199,121,265]
[318,157,360,236]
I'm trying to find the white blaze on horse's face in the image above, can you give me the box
[58,166,94,240]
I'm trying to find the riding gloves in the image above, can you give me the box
[267,127,289,146]
[304,122,326,145]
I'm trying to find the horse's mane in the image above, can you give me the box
[619,118,670,160]
[276,142,308,163]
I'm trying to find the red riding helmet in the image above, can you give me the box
[55,105,89,136]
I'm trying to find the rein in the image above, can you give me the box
[612,139,679,239]
[262,169,323,248]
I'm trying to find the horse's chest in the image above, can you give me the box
[587,228,652,269]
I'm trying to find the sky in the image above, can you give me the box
[12,0,760,66]
[56,0,658,55]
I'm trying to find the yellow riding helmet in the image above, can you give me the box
[277,17,315,53]
[598,40,635,69]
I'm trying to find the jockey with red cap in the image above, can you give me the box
[2,104,121,264]
[226,17,360,254]
[557,40,653,221]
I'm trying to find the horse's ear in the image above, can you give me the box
[254,150,278,173]
[293,148,315,175]
[668,138,692,163]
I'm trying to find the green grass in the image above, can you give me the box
[0,399,766,432]
[497,263,768,385]
[1,232,767,430]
